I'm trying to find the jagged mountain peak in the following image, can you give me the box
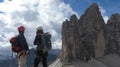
[111,13,120,17]
[50,2,120,67]
[70,14,78,23]
[106,13,120,55]
[110,13,120,20]
[61,3,106,63]
[79,2,105,28]
[84,2,100,15]
[90,2,99,8]
[107,13,120,24]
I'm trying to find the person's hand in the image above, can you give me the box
[22,50,26,56]
[26,50,29,55]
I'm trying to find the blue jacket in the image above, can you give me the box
[18,34,29,51]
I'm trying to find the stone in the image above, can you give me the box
[105,13,120,54]
[60,2,120,63]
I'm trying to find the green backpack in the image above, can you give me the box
[41,32,52,52]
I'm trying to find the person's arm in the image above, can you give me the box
[34,34,43,46]
[20,35,28,50]
[25,39,29,50]
[18,35,28,56]
[34,35,38,45]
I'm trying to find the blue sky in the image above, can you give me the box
[63,0,120,17]
[0,0,3,2]
[0,0,119,17]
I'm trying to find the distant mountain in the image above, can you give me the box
[0,48,60,67]
[0,54,12,61]
[0,56,17,67]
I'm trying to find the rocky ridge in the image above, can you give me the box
[61,3,106,62]
[49,3,120,67]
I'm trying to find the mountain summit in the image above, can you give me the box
[61,2,106,62]
[49,3,120,67]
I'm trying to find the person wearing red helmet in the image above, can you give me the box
[17,26,29,67]
[18,26,24,31]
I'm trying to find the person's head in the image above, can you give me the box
[36,26,44,34]
[18,26,25,35]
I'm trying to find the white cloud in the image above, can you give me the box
[103,16,109,23]
[0,0,77,56]
[99,6,109,23]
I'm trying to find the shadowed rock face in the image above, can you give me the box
[61,15,79,62]
[49,2,120,67]
[78,2,106,58]
[105,13,120,54]
[61,3,106,62]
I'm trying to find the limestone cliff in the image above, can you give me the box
[78,3,106,58]
[105,13,120,54]
[49,2,120,67]
[61,3,106,62]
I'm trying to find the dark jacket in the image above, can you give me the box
[34,34,44,49]
[19,34,29,51]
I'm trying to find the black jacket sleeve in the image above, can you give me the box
[34,35,38,45]
[34,35,42,45]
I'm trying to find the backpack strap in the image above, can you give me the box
[41,34,46,45]
[41,34,49,53]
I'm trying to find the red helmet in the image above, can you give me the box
[18,26,25,31]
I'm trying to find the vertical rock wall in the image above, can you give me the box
[61,3,106,62]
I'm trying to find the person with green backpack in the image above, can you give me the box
[33,26,52,67]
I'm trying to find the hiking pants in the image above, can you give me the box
[34,52,48,67]
[18,54,27,67]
